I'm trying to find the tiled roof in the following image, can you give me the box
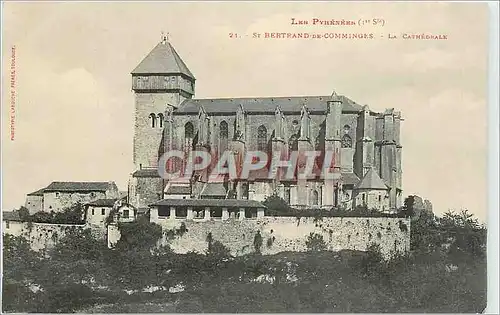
[132,169,161,178]
[165,185,191,195]
[27,187,46,196]
[3,211,22,222]
[151,199,266,209]
[355,168,388,190]
[86,199,118,207]
[132,41,195,79]
[175,95,363,115]
[200,183,227,197]
[341,172,361,186]
[44,181,116,192]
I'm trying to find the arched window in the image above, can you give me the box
[257,125,268,151]
[149,113,156,128]
[289,134,299,152]
[220,121,228,138]
[219,120,229,155]
[311,190,319,206]
[185,122,194,139]
[341,134,352,148]
[157,113,164,128]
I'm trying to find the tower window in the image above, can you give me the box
[101,208,106,215]
[378,195,382,202]
[92,208,95,215]
[341,134,352,148]
[149,113,157,128]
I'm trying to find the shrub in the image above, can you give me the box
[115,219,162,251]
[305,232,327,252]
[207,240,231,259]
[263,195,293,216]
[254,231,263,253]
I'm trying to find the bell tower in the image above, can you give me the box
[132,33,195,170]
[129,34,196,208]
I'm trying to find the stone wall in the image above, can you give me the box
[43,191,107,212]
[108,216,410,258]
[2,222,105,251]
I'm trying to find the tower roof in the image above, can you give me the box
[355,168,388,190]
[132,40,195,79]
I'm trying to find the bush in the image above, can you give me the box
[305,232,327,252]
[263,195,293,216]
[24,203,85,225]
[115,218,162,251]
[253,231,263,253]
[207,240,231,259]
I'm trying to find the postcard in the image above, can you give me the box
[1,1,496,313]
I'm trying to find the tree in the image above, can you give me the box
[399,196,415,217]
[263,195,293,216]
[254,231,263,254]
[18,206,30,221]
[305,232,327,252]
[439,209,486,259]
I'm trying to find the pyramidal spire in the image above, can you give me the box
[132,33,195,79]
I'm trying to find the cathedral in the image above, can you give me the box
[128,35,403,213]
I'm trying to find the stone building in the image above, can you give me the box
[25,181,120,213]
[128,36,403,213]
[2,211,24,235]
[85,198,135,228]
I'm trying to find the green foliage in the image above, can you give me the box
[263,195,404,218]
[2,204,487,314]
[253,231,263,253]
[2,234,42,282]
[360,243,385,276]
[115,218,162,251]
[263,195,293,216]
[24,203,85,225]
[18,206,30,220]
[305,232,327,252]
[399,195,415,217]
[166,222,189,240]
[439,209,487,260]
[207,240,231,259]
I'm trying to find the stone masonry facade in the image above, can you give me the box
[128,36,403,212]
